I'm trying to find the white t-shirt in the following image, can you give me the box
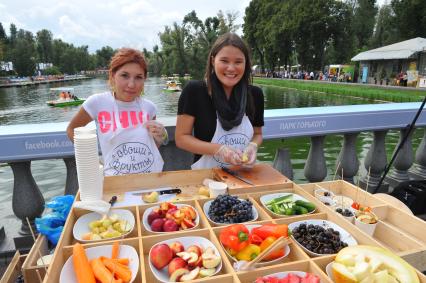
[83,91,164,175]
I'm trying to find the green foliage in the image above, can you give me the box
[43,65,61,75]
[254,78,425,102]
[391,0,426,40]
[352,0,378,49]
[11,29,37,76]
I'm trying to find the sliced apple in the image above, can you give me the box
[199,268,216,278]
[202,255,221,269]
[177,251,198,263]
[169,268,189,282]
[179,267,200,282]
[182,218,195,229]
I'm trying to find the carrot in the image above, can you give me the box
[112,241,120,259]
[91,257,122,283]
[99,256,129,266]
[102,257,132,283]
[72,243,96,283]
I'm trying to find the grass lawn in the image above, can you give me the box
[254,78,426,102]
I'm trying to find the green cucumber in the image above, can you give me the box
[294,200,316,212]
[294,205,309,215]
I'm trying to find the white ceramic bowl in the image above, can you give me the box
[203,198,258,226]
[260,193,316,217]
[59,244,139,283]
[288,219,358,257]
[148,236,222,283]
[142,203,200,233]
[253,271,308,282]
[221,224,291,267]
[332,195,354,208]
[326,262,335,281]
[314,187,335,199]
[73,209,135,242]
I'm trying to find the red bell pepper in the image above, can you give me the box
[219,224,251,252]
[252,224,288,240]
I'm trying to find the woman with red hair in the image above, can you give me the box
[67,48,167,175]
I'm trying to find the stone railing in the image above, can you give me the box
[1,102,426,234]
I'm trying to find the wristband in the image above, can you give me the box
[249,142,258,148]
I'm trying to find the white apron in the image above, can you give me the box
[102,95,164,176]
[191,115,254,169]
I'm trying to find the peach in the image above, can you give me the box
[163,219,179,232]
[169,268,189,282]
[150,218,165,232]
[147,210,162,225]
[182,206,197,220]
[169,241,185,257]
[150,243,173,269]
[168,257,188,276]
[181,218,195,230]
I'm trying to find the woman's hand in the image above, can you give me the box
[214,145,243,165]
[242,142,258,167]
[145,120,168,146]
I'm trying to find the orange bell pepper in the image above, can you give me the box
[259,236,285,261]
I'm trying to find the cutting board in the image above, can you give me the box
[213,163,289,190]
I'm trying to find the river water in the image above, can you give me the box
[0,77,423,225]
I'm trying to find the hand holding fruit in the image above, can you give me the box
[242,142,258,167]
[145,120,168,145]
[214,145,243,165]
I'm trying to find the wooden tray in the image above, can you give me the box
[38,170,426,283]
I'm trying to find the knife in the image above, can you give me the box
[220,167,254,186]
[131,188,181,196]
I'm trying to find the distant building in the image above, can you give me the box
[37,63,53,70]
[0,61,13,71]
[352,37,426,86]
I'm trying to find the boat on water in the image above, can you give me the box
[46,87,85,107]
[163,80,182,92]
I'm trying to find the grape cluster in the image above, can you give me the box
[336,208,354,217]
[208,194,253,224]
[292,223,348,254]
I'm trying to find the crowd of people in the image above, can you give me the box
[265,70,353,83]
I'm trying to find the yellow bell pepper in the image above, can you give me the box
[235,244,261,261]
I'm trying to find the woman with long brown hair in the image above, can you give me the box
[175,33,264,169]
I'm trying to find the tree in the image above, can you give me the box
[0,23,6,42]
[96,46,115,69]
[36,29,53,62]
[352,0,378,49]
[9,23,17,47]
[392,0,426,40]
[370,4,398,48]
[11,29,37,76]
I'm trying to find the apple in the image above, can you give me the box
[169,268,189,282]
[168,257,188,276]
[179,267,200,281]
[150,218,165,232]
[163,219,179,232]
[150,243,173,269]
[176,251,198,263]
[186,245,202,257]
[147,210,162,225]
[334,245,420,283]
[201,247,221,269]
[169,241,185,257]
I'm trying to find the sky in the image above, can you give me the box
[0,0,250,53]
[0,0,386,54]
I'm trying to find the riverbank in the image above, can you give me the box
[254,78,426,102]
[0,75,90,88]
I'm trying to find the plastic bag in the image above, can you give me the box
[35,195,74,246]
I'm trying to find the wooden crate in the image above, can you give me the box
[21,234,50,282]
[0,251,25,283]
[40,168,426,283]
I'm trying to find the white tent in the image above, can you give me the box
[352,37,426,61]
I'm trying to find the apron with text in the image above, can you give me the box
[191,115,254,169]
[102,95,164,176]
